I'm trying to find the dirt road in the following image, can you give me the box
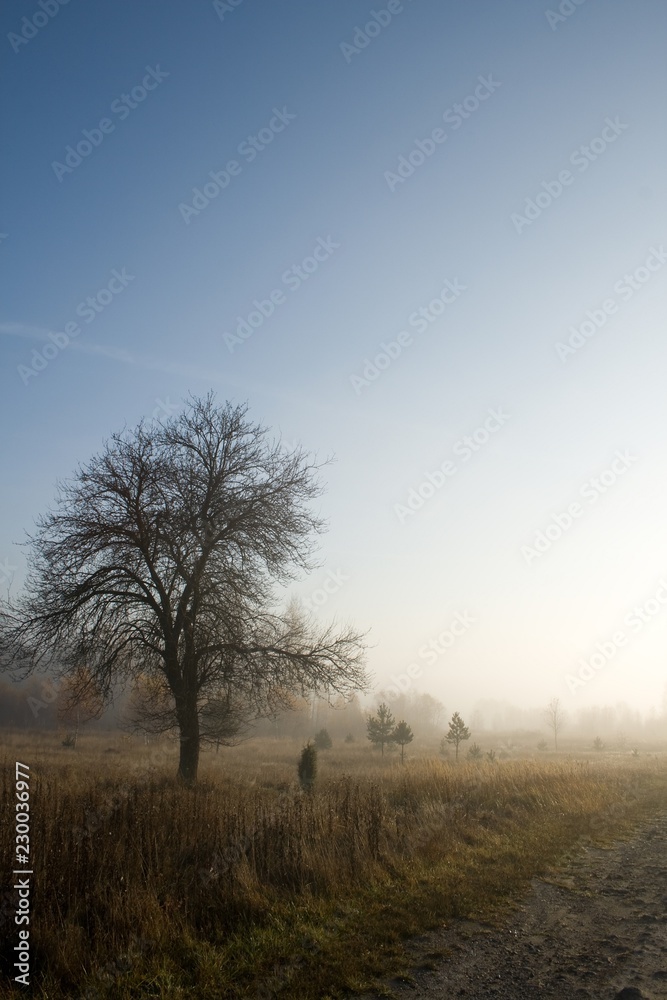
[364,811,667,999]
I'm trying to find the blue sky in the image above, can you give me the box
[2,0,666,717]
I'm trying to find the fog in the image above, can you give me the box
[2,2,666,732]
[3,673,665,751]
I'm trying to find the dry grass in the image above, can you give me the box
[1,729,666,998]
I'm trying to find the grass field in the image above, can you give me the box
[1,729,667,998]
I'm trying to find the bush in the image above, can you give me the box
[344,733,355,743]
[593,736,604,751]
[537,740,548,751]
[298,743,318,792]
[467,743,483,760]
[314,728,333,750]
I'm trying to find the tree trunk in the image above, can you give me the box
[177,697,200,785]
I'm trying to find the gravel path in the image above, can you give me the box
[362,812,667,999]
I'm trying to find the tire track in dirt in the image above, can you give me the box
[363,811,667,999]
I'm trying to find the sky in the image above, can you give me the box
[1,0,666,719]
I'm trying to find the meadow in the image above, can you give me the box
[1,729,667,999]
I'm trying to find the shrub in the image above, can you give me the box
[593,736,604,751]
[314,728,333,750]
[298,743,318,792]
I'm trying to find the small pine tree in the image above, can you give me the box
[592,736,604,751]
[314,728,333,750]
[298,743,318,792]
[344,733,354,743]
[445,711,471,761]
[392,720,414,763]
[366,702,396,757]
[467,742,483,760]
[486,749,496,762]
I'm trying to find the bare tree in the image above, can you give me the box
[126,673,249,752]
[58,665,105,748]
[0,396,368,783]
[544,697,566,751]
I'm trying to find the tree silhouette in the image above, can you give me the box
[444,711,471,760]
[0,396,367,784]
[58,666,104,748]
[127,672,249,752]
[313,728,332,750]
[298,743,318,792]
[392,720,414,763]
[366,702,396,756]
[544,697,566,751]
